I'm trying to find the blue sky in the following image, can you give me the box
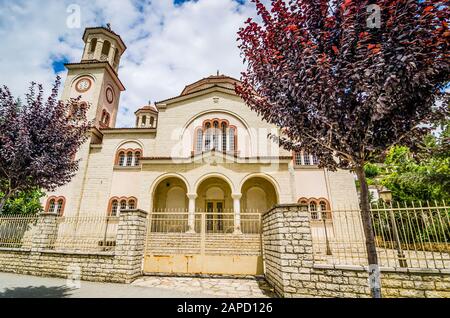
[0,0,263,127]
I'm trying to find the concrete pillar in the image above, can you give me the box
[31,213,58,251]
[187,193,197,233]
[262,204,314,297]
[114,209,148,283]
[232,193,242,234]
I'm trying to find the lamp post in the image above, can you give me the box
[379,189,407,268]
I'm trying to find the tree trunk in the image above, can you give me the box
[355,164,382,298]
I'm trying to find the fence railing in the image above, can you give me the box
[0,215,39,249]
[310,202,450,269]
[149,209,261,234]
[49,216,119,252]
[146,210,262,256]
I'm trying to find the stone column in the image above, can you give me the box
[94,39,103,61]
[108,44,116,66]
[232,193,242,234]
[82,39,90,60]
[187,193,197,233]
[31,212,58,252]
[113,209,148,283]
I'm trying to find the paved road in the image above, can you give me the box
[0,272,212,298]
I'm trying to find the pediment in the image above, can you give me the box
[156,85,240,109]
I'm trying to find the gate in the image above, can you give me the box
[143,211,263,275]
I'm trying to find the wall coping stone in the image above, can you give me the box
[39,249,115,257]
[37,212,58,217]
[119,209,148,217]
[263,204,303,215]
[0,247,31,253]
[313,264,448,275]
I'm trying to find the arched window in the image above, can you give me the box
[312,154,319,165]
[195,120,236,153]
[71,102,87,118]
[221,122,227,152]
[195,129,203,152]
[111,200,118,216]
[104,113,110,127]
[48,199,56,213]
[299,199,309,211]
[319,200,330,219]
[298,198,331,221]
[142,116,147,127]
[294,152,302,166]
[213,121,219,150]
[120,200,127,212]
[118,152,125,166]
[309,201,318,219]
[56,199,64,216]
[89,38,97,53]
[126,152,133,166]
[149,117,155,127]
[46,197,65,215]
[101,40,111,57]
[128,199,136,210]
[134,152,141,166]
[116,149,142,167]
[108,197,138,215]
[229,127,236,152]
[303,153,311,165]
[205,123,212,150]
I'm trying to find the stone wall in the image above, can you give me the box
[262,204,450,298]
[0,209,147,284]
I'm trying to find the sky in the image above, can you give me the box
[0,0,266,127]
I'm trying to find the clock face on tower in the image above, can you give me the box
[75,78,92,93]
[106,87,114,104]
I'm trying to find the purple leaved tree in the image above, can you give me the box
[0,77,91,213]
[237,0,449,298]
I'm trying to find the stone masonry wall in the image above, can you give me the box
[262,204,450,298]
[0,209,147,284]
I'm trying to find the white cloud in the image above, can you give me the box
[0,0,260,127]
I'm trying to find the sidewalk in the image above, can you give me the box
[0,272,212,298]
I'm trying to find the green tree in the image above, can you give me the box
[381,145,449,202]
[368,119,450,202]
[0,188,44,215]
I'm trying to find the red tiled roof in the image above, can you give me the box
[135,105,159,114]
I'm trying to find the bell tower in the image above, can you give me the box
[60,25,126,129]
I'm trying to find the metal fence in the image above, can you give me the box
[0,214,119,252]
[149,209,261,234]
[310,202,450,269]
[0,215,39,249]
[146,210,262,256]
[49,216,119,252]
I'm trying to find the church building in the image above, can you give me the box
[43,26,359,235]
